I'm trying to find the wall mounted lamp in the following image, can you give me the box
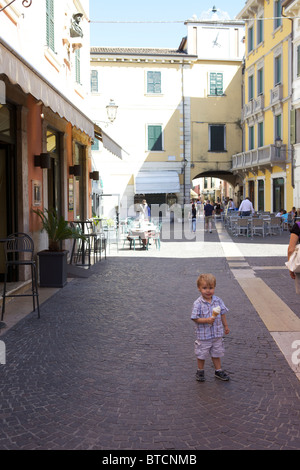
[89,171,99,180]
[34,153,51,169]
[69,165,82,176]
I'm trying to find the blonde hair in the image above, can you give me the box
[197,273,216,289]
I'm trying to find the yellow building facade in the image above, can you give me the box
[234,0,293,213]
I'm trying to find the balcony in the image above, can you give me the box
[232,144,287,171]
[253,94,264,114]
[270,84,283,107]
[242,94,265,120]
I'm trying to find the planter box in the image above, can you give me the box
[37,250,68,288]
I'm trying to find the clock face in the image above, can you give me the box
[212,32,221,47]
[204,28,229,55]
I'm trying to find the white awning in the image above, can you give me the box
[135,171,180,194]
[0,38,94,137]
[94,125,128,159]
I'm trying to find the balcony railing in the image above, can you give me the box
[270,84,283,106]
[242,94,265,120]
[232,144,287,170]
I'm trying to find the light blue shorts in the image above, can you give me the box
[194,338,224,359]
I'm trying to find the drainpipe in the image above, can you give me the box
[282,6,295,189]
[181,62,186,207]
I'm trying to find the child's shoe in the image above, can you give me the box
[196,369,205,382]
[214,370,230,381]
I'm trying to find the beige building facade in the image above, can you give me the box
[90,8,245,218]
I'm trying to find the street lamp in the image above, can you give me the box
[275,136,283,148]
[275,136,295,189]
[0,0,33,12]
[106,99,118,123]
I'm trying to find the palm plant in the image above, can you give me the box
[33,207,85,252]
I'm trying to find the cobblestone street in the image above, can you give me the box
[0,220,299,450]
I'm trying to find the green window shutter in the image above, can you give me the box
[275,55,281,85]
[92,138,100,151]
[210,73,223,96]
[147,72,161,93]
[248,75,254,100]
[91,70,98,92]
[297,46,300,77]
[46,0,55,52]
[258,122,264,147]
[148,125,162,150]
[290,109,296,145]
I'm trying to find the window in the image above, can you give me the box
[147,72,161,94]
[148,125,163,151]
[248,74,254,101]
[209,73,223,96]
[258,121,264,147]
[275,55,282,85]
[258,180,264,211]
[90,70,98,93]
[274,1,282,30]
[273,177,284,213]
[248,25,254,53]
[75,49,81,84]
[209,125,226,152]
[249,126,254,150]
[257,67,264,95]
[257,17,264,45]
[46,0,55,52]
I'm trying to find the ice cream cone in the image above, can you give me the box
[212,306,221,318]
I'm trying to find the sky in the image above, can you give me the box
[89,1,247,48]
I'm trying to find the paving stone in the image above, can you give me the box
[0,222,299,450]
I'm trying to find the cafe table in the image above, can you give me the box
[128,223,157,249]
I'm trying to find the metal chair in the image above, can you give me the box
[251,218,265,237]
[235,218,251,237]
[269,217,282,235]
[1,233,40,321]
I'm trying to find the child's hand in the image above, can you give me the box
[207,316,215,325]
[224,326,230,335]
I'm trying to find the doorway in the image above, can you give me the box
[0,104,17,281]
[74,142,84,219]
[0,144,17,281]
[273,177,284,213]
[47,129,61,215]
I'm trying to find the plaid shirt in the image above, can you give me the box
[191,295,228,340]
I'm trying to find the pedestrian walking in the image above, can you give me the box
[238,197,254,217]
[191,273,230,382]
[190,203,197,232]
[287,220,300,294]
[203,200,214,232]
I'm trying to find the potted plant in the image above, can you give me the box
[33,208,85,288]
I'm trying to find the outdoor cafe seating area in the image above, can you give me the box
[224,211,297,238]
[118,218,161,251]
[69,216,162,268]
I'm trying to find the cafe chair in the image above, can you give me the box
[1,233,40,321]
[251,218,265,237]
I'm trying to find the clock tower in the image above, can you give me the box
[184,7,245,61]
